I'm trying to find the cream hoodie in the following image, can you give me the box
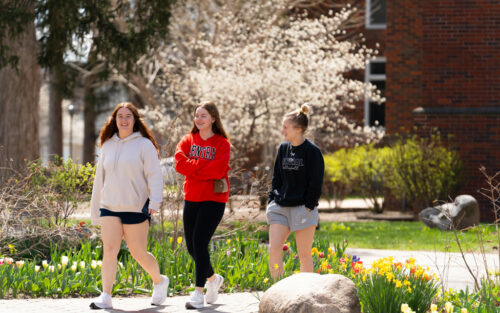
[90,132,163,225]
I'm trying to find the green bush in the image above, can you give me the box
[0,158,96,259]
[324,132,463,215]
[27,157,95,226]
[384,133,463,215]
[325,144,390,213]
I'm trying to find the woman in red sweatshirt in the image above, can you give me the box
[174,101,230,309]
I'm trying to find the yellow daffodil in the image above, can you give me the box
[177,236,183,244]
[430,304,438,312]
[445,302,454,313]
[226,239,231,244]
[263,278,269,283]
[321,260,328,272]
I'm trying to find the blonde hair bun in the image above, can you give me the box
[300,103,310,115]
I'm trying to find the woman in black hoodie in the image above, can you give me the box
[266,103,324,280]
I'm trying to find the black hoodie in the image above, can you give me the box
[268,139,324,210]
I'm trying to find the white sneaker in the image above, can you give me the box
[90,292,113,309]
[205,274,224,304]
[151,275,169,305]
[185,289,204,309]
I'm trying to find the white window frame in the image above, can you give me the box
[366,0,387,29]
[364,57,386,127]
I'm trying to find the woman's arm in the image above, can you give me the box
[268,145,283,203]
[90,151,105,225]
[142,141,164,212]
[174,135,204,177]
[304,147,325,210]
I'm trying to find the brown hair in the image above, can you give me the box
[99,102,159,153]
[284,103,310,133]
[190,101,229,140]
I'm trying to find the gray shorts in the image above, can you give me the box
[266,201,319,232]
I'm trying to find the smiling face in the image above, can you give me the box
[281,118,303,142]
[116,107,135,136]
[194,107,215,133]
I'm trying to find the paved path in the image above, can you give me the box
[0,292,262,313]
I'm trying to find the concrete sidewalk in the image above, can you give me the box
[0,292,262,313]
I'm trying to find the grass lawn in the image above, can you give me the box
[315,221,500,253]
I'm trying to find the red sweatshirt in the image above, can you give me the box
[174,132,230,203]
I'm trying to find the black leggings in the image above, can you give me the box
[183,200,225,287]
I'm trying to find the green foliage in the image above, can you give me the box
[325,144,390,213]
[0,230,348,298]
[27,157,95,225]
[324,132,463,214]
[438,279,500,312]
[28,157,95,196]
[384,132,464,212]
[0,1,175,72]
[0,1,34,68]
[315,221,499,253]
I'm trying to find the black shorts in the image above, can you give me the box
[99,199,151,224]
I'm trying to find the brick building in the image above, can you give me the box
[362,0,500,220]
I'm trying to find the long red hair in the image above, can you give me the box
[99,102,159,153]
[190,101,229,140]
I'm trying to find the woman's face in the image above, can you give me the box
[281,118,302,142]
[116,107,134,134]
[194,107,215,132]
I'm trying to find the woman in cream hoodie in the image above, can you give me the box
[89,102,167,309]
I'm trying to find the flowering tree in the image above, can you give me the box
[139,0,383,165]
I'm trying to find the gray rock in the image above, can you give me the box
[419,195,480,230]
[258,273,361,313]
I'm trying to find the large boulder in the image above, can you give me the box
[259,273,361,313]
[419,195,480,230]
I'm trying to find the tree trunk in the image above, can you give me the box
[48,66,63,160]
[0,7,41,180]
[82,80,97,164]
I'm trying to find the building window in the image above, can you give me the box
[365,57,386,127]
[366,0,386,29]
